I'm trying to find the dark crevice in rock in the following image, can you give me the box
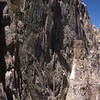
[75,0,80,39]
[14,41,22,100]
[49,0,63,54]
[40,12,47,28]
[57,52,71,72]
[6,86,14,100]
[34,38,42,61]
[7,42,15,57]
[42,0,48,5]
[0,0,6,93]
[0,1,13,100]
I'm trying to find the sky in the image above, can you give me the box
[83,0,100,28]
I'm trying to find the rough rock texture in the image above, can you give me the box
[0,0,99,100]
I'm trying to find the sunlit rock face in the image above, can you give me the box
[0,0,99,100]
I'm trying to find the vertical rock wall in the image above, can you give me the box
[0,0,99,100]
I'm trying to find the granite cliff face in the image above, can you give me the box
[0,0,99,100]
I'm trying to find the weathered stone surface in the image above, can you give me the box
[0,0,99,100]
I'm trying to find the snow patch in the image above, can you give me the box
[70,60,76,80]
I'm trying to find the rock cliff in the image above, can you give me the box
[0,0,99,100]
